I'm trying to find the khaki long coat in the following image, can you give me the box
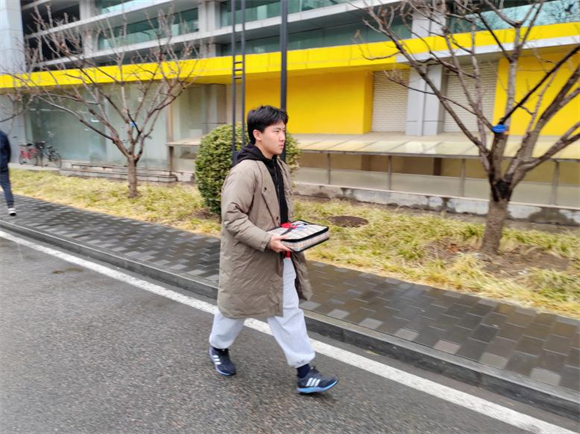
[217,159,313,319]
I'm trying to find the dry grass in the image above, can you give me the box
[11,169,222,234]
[11,169,580,317]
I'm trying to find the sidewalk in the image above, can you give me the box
[1,195,578,419]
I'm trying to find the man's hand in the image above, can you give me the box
[269,235,291,253]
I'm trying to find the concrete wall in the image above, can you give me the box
[294,183,580,226]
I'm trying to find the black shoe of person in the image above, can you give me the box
[297,366,338,394]
[209,346,236,376]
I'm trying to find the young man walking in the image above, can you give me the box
[0,130,16,216]
[208,105,338,394]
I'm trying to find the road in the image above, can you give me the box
[0,232,577,434]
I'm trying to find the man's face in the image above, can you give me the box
[253,121,286,159]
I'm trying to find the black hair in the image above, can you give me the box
[247,105,289,145]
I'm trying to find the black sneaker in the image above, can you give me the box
[297,366,338,394]
[209,347,236,376]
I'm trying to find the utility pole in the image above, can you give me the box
[280,0,288,161]
[231,0,247,164]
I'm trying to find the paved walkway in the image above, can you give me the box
[1,195,578,406]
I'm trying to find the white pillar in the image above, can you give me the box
[201,43,218,58]
[198,0,220,57]
[411,7,444,38]
[0,0,25,73]
[199,0,219,33]
[79,0,98,56]
[0,1,26,156]
[79,0,97,20]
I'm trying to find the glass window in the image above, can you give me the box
[220,0,280,27]
[96,0,143,15]
[222,18,410,55]
[288,0,350,13]
[179,9,199,35]
[449,0,580,32]
[26,95,106,163]
[101,83,168,167]
[219,0,350,27]
[22,4,80,35]
[98,9,198,50]
[172,86,205,140]
[26,84,168,168]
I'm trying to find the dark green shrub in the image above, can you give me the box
[195,123,300,215]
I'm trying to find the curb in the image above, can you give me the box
[1,219,578,421]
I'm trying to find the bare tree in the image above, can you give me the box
[362,0,580,255]
[4,5,199,197]
[0,56,29,134]
[0,92,27,124]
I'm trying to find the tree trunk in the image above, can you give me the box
[481,195,510,256]
[127,156,138,198]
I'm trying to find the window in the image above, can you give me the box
[97,0,140,15]
[98,9,198,50]
[219,0,350,27]
[22,4,80,36]
[220,0,280,27]
[222,18,409,55]
[449,0,580,32]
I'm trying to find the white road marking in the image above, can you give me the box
[0,230,573,434]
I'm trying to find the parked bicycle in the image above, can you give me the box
[18,141,62,168]
[35,141,62,168]
[18,143,39,166]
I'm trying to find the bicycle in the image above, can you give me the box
[34,141,62,168]
[18,143,40,166]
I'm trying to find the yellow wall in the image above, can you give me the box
[3,22,578,90]
[493,52,580,136]
[245,70,373,134]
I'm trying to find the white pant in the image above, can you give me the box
[209,258,315,368]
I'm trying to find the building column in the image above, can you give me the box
[200,43,218,58]
[406,66,447,136]
[405,9,447,136]
[0,1,26,155]
[199,0,220,33]
[80,0,98,56]
[204,84,226,133]
[198,0,220,57]
[79,0,97,20]
[0,0,24,73]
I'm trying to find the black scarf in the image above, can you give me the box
[236,144,289,224]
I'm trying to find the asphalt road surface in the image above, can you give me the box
[0,232,577,434]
